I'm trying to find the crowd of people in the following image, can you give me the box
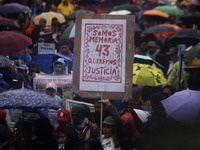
[1,0,200,149]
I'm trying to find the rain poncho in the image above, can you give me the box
[53,58,67,74]
[57,0,74,15]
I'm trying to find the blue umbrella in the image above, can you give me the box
[0,3,31,14]
[0,88,61,110]
[161,90,200,126]
[0,55,12,68]
[142,25,176,35]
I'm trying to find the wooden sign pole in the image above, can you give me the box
[100,92,103,141]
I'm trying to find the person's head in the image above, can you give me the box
[45,83,57,97]
[51,17,58,26]
[162,85,176,97]
[62,0,69,5]
[29,62,40,76]
[94,100,101,113]
[149,93,167,113]
[59,39,71,56]
[102,116,115,138]
[130,87,142,104]
[147,41,157,55]
[35,0,41,5]
[53,58,67,74]
[71,104,87,126]
[53,22,61,33]
[39,18,46,29]
[16,64,28,76]
[56,109,71,127]
[166,47,178,63]
[59,126,79,146]
[185,58,200,90]
[57,87,63,99]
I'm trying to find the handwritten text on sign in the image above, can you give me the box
[80,19,126,92]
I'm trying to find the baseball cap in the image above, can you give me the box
[56,109,71,121]
[103,116,115,126]
[166,47,178,55]
[45,83,57,90]
[147,41,157,48]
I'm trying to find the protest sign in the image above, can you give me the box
[73,14,135,100]
[33,73,73,101]
[38,42,55,54]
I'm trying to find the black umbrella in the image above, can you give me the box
[76,0,100,6]
[184,42,200,65]
[142,25,176,34]
[180,12,200,24]
[100,0,126,8]
[0,3,31,14]
[166,29,200,46]
[112,4,142,12]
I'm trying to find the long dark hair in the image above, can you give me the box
[60,126,81,149]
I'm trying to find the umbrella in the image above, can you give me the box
[132,63,167,86]
[0,88,61,110]
[142,25,176,35]
[0,55,12,68]
[112,4,142,12]
[184,42,200,66]
[142,10,169,21]
[60,23,75,40]
[154,5,183,16]
[134,54,164,68]
[161,90,200,126]
[0,17,20,28]
[0,3,31,14]
[180,12,200,24]
[135,24,142,32]
[33,12,66,26]
[76,0,100,5]
[100,0,126,8]
[109,10,132,15]
[159,24,182,31]
[8,48,32,56]
[0,31,32,55]
[166,29,200,46]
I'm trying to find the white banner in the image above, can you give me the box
[38,42,55,54]
[79,19,126,92]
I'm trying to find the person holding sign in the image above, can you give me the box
[100,99,124,150]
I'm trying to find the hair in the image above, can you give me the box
[162,85,176,95]
[60,126,80,149]
[58,38,71,48]
[132,87,142,102]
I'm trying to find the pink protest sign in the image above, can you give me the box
[80,19,126,92]
[73,14,134,100]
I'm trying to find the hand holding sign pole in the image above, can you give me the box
[73,14,135,139]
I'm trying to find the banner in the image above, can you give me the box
[38,42,55,54]
[73,14,135,100]
[80,19,126,92]
[33,73,73,101]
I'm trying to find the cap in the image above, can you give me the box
[56,109,70,121]
[185,58,200,69]
[16,64,28,70]
[166,47,178,55]
[46,83,57,90]
[147,41,157,48]
[103,116,115,126]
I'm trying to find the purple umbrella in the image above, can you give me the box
[0,88,61,110]
[161,90,200,126]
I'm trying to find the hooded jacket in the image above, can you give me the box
[57,0,74,15]
[53,58,67,74]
